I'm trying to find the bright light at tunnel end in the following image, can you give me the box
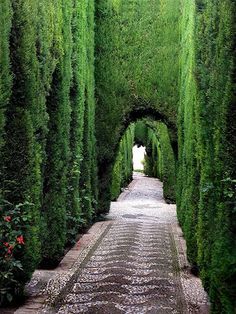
[133,145,146,171]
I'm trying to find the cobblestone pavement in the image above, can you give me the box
[43,173,209,314]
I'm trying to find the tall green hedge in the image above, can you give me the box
[178,1,236,312]
[111,124,135,200]
[110,120,176,203]
[66,0,87,244]
[79,0,98,224]
[0,0,97,300]
[135,120,176,202]
[1,0,48,282]
[177,0,199,267]
[41,0,73,264]
[0,1,12,154]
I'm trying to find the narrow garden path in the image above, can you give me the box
[37,173,209,313]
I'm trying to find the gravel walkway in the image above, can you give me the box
[44,173,209,314]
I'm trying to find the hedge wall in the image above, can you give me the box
[0,0,97,302]
[41,0,73,265]
[95,0,180,212]
[0,1,12,154]
[111,124,135,200]
[178,1,236,312]
[135,120,176,202]
[110,119,176,203]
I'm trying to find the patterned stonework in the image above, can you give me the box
[42,173,209,313]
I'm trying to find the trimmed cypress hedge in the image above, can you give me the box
[0,1,12,154]
[41,0,73,265]
[79,0,98,224]
[178,1,236,312]
[66,0,87,244]
[111,120,176,203]
[111,124,135,200]
[135,120,176,202]
[1,0,46,284]
[0,0,97,301]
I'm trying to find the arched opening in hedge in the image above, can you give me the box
[97,108,177,213]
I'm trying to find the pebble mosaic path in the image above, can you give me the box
[43,173,209,314]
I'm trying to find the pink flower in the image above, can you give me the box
[16,235,25,245]
[4,216,11,222]
[7,245,14,255]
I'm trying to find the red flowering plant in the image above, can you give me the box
[0,199,31,305]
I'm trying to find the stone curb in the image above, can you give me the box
[171,223,210,313]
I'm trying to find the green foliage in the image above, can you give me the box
[177,0,200,266]
[66,0,86,243]
[134,121,148,147]
[178,0,236,312]
[95,0,180,211]
[111,125,135,200]
[136,120,176,202]
[0,201,30,305]
[41,0,73,264]
[0,1,12,153]
[79,0,98,224]
[1,108,41,292]
[40,0,97,262]
[0,0,97,298]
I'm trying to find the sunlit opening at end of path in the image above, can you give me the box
[133,145,146,171]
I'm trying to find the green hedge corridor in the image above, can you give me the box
[0,0,235,312]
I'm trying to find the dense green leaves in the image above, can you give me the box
[111,125,135,200]
[0,1,12,153]
[95,0,180,211]
[178,1,236,312]
[134,120,176,202]
[0,0,97,300]
[145,122,176,202]
[41,0,73,264]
